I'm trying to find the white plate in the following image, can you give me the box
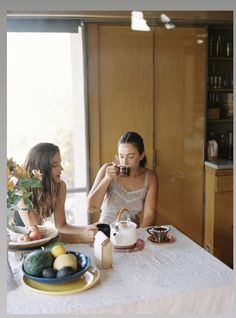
[8,226,58,249]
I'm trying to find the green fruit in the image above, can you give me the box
[56,266,76,278]
[42,267,57,278]
[23,250,54,276]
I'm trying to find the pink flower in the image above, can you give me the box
[10,176,18,186]
[32,169,42,180]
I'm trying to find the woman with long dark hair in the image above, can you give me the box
[88,132,158,227]
[16,142,97,243]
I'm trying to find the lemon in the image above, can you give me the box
[51,245,66,258]
[53,253,78,271]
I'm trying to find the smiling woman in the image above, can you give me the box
[7,19,89,225]
[15,142,98,243]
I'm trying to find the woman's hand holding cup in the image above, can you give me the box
[105,163,118,181]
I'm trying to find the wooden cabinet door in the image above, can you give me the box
[204,167,233,268]
[154,27,207,245]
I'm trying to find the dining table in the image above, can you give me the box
[7,225,233,315]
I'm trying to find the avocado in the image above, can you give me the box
[23,250,54,276]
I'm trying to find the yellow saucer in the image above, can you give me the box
[22,266,100,295]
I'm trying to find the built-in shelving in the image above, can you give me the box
[206,25,233,161]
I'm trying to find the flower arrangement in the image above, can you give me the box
[7,158,43,225]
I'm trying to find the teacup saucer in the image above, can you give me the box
[147,235,175,244]
[113,238,145,253]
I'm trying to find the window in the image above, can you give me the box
[7,19,89,225]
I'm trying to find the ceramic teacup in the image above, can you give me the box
[147,226,170,242]
[117,165,130,177]
[96,223,111,238]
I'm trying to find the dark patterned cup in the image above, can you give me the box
[118,165,130,177]
[147,226,170,242]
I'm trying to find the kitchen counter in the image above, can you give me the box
[204,159,233,169]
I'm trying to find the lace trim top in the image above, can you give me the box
[99,171,150,224]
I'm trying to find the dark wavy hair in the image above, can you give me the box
[23,142,60,220]
[118,131,147,167]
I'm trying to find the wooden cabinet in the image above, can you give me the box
[87,25,206,236]
[87,25,206,242]
[87,24,154,173]
[204,166,233,268]
[153,27,206,245]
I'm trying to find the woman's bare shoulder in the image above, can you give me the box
[58,180,67,193]
[145,168,158,183]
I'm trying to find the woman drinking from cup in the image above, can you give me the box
[87,131,158,227]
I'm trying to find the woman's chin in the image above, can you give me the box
[53,176,61,183]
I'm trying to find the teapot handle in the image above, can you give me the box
[115,208,130,222]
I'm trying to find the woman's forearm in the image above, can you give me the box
[87,177,111,210]
[56,223,96,243]
[59,232,90,243]
[140,210,156,227]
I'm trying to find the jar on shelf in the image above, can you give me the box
[215,35,222,57]
[226,41,233,57]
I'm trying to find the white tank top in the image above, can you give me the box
[99,171,150,225]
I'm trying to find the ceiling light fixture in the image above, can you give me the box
[131,11,150,32]
[160,13,176,29]
[164,23,175,30]
[160,13,171,24]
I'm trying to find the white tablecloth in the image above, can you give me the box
[7,226,233,314]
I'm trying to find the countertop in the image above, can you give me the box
[204,159,233,169]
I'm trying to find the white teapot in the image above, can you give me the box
[110,208,137,248]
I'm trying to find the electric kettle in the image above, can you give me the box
[207,139,218,161]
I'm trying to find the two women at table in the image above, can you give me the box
[16,131,158,243]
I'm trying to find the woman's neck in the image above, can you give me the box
[130,167,143,177]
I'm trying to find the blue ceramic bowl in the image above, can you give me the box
[22,251,91,284]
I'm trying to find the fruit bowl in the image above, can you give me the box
[22,251,91,284]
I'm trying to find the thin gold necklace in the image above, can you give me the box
[120,178,135,191]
